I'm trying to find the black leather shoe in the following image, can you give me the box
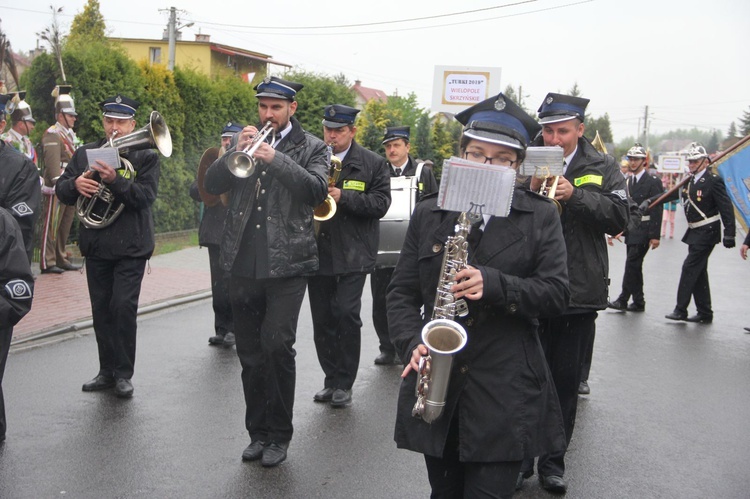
[241,440,266,461]
[515,469,533,491]
[82,375,116,392]
[686,314,712,324]
[208,334,224,346]
[331,389,352,408]
[222,332,236,347]
[374,351,398,365]
[41,265,65,274]
[313,387,334,402]
[114,378,134,398]
[578,380,590,395]
[744,327,750,333]
[665,310,688,321]
[539,474,567,494]
[261,442,288,467]
[607,299,627,311]
[627,302,645,312]
[58,262,81,271]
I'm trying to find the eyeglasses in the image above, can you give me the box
[463,150,516,167]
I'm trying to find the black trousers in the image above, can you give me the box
[675,243,715,317]
[0,326,12,440]
[207,245,233,336]
[230,275,306,444]
[309,273,367,390]
[85,257,147,380]
[370,267,395,354]
[523,312,596,477]
[424,415,522,499]
[618,243,650,305]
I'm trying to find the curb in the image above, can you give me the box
[11,290,212,348]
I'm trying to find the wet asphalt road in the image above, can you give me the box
[2,213,749,498]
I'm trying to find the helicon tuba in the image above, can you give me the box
[76,111,172,229]
[412,212,472,423]
[313,144,342,222]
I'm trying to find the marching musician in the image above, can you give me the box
[188,122,243,348]
[662,142,735,324]
[309,104,391,408]
[56,95,161,399]
[370,126,438,365]
[0,94,40,264]
[387,93,568,498]
[608,143,664,313]
[203,76,328,467]
[40,85,81,275]
[519,93,629,493]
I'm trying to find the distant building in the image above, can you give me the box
[112,34,291,82]
[351,80,388,109]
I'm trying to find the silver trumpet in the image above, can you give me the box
[226,121,275,178]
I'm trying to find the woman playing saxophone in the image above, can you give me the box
[386,93,570,498]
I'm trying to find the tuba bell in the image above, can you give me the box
[76,111,172,229]
[313,145,342,222]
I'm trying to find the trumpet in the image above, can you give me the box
[226,121,275,178]
[536,166,562,214]
[313,144,343,222]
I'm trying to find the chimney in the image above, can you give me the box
[195,33,210,43]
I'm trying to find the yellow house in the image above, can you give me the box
[112,34,292,81]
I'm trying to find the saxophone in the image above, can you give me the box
[412,212,472,423]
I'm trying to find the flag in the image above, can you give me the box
[716,135,750,233]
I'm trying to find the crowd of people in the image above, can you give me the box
[1,77,748,498]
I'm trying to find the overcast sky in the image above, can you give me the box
[1,0,748,142]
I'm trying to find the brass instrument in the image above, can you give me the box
[536,167,562,214]
[226,121,275,178]
[313,144,343,222]
[76,111,172,229]
[413,212,471,423]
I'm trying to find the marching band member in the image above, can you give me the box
[387,93,568,498]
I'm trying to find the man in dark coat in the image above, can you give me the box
[204,76,328,467]
[56,95,161,399]
[189,122,243,347]
[310,104,391,408]
[662,142,736,323]
[521,93,629,493]
[388,93,568,498]
[608,143,664,312]
[0,94,40,264]
[0,207,34,444]
[370,126,438,365]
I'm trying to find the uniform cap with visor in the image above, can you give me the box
[222,121,244,137]
[537,92,590,125]
[101,94,140,119]
[455,93,540,150]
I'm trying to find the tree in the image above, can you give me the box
[36,6,67,82]
[413,112,434,162]
[356,98,401,155]
[584,113,613,144]
[503,84,531,114]
[727,121,738,139]
[282,70,355,140]
[568,82,583,97]
[68,0,107,46]
[740,106,750,137]
[707,131,720,154]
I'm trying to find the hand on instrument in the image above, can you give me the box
[236,126,258,152]
[452,266,483,300]
[649,238,660,250]
[90,160,118,184]
[328,186,341,203]
[402,344,428,378]
[75,171,100,198]
[553,175,574,202]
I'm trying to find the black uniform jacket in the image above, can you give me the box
[0,208,33,327]
[189,181,227,247]
[388,155,439,200]
[624,171,664,245]
[387,190,569,462]
[661,170,735,246]
[204,117,328,277]
[0,142,41,263]
[551,137,629,310]
[316,140,391,275]
[56,140,160,260]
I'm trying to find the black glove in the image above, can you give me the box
[723,236,736,248]
[638,200,650,213]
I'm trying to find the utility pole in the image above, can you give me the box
[642,105,649,150]
[167,7,176,71]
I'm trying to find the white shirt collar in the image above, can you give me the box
[274,121,293,146]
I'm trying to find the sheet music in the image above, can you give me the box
[85,148,122,171]
[437,157,516,217]
[521,146,565,177]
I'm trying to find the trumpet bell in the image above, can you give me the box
[226,152,256,178]
[313,195,337,221]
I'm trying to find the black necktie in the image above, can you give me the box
[394,168,402,176]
